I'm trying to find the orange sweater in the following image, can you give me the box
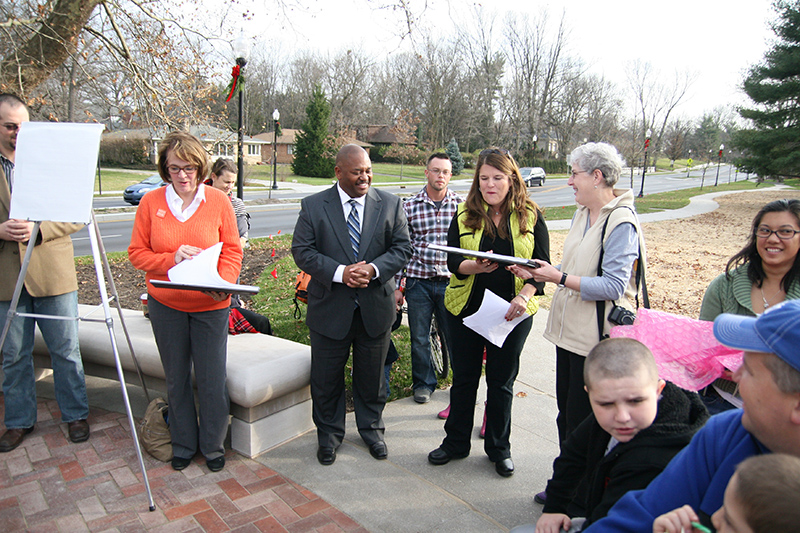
[128,186,243,313]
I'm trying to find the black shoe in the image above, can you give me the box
[0,427,33,453]
[534,491,547,505]
[427,446,468,465]
[206,456,225,472]
[495,457,514,477]
[68,419,90,443]
[317,446,336,465]
[369,441,388,460]
[171,456,192,471]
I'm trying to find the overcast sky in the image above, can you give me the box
[236,0,776,119]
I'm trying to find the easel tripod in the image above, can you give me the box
[0,211,156,511]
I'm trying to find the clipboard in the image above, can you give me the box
[428,244,541,268]
[150,280,259,296]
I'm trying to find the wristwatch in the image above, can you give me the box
[558,272,568,288]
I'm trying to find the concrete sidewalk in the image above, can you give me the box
[255,308,560,532]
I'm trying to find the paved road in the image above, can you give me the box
[73,165,743,256]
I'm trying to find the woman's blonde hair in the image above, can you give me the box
[463,148,537,238]
[157,131,210,184]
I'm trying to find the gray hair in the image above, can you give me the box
[567,142,624,188]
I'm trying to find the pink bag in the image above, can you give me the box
[609,308,743,391]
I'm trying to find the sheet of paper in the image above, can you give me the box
[153,242,259,295]
[10,122,104,223]
[462,289,529,347]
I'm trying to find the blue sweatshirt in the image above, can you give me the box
[586,410,769,532]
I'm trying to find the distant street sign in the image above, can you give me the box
[687,158,693,167]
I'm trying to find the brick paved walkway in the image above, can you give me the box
[0,397,366,532]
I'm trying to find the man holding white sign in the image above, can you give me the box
[0,94,89,452]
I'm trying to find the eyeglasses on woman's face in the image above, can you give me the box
[755,226,800,240]
[167,165,197,176]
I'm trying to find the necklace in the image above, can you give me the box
[760,286,784,309]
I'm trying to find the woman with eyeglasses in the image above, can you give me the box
[427,148,550,477]
[698,198,800,412]
[129,131,242,472]
[509,142,646,501]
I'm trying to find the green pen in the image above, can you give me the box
[691,521,712,533]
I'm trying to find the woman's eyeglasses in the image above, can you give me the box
[167,165,197,175]
[755,226,800,240]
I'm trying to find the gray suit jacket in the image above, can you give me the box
[292,185,412,340]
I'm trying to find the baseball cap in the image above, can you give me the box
[713,300,800,373]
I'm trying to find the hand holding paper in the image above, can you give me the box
[149,242,259,296]
[462,289,530,347]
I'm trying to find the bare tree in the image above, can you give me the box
[625,60,695,163]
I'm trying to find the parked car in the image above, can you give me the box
[520,167,546,187]
[123,175,166,205]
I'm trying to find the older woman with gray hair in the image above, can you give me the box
[509,142,646,501]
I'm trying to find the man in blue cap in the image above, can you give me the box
[587,300,800,532]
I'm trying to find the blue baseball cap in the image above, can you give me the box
[713,300,800,373]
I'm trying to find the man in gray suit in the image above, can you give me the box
[292,144,411,465]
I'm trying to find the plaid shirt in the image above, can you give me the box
[399,186,463,281]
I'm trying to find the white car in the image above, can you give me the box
[520,167,546,187]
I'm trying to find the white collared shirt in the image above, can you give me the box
[166,183,206,222]
[333,184,378,283]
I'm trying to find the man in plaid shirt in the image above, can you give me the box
[396,153,463,404]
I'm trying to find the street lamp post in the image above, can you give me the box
[532,134,537,168]
[271,109,280,193]
[714,143,724,186]
[234,35,250,200]
[638,129,652,198]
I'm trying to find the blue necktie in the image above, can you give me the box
[347,199,360,262]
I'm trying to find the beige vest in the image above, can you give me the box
[543,189,646,356]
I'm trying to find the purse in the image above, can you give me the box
[595,206,649,340]
[137,397,172,462]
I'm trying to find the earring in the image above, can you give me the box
[594,185,598,189]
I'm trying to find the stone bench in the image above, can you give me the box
[27,304,313,458]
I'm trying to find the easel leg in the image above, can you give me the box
[0,222,40,357]
[87,216,156,511]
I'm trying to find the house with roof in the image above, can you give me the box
[101,125,269,166]
[253,128,372,165]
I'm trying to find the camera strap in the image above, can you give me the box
[595,206,648,341]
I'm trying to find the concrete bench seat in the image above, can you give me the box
[27,304,313,457]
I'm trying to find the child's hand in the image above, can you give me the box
[535,512,571,533]
[653,505,700,533]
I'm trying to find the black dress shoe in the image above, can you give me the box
[0,427,34,453]
[495,457,514,477]
[369,441,388,460]
[206,456,225,472]
[427,446,468,465]
[171,456,192,471]
[68,419,90,443]
[317,446,336,465]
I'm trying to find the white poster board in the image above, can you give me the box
[9,122,105,224]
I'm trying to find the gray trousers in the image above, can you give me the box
[148,297,229,460]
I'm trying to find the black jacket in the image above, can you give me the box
[542,382,709,529]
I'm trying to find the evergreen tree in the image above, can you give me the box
[292,85,335,178]
[446,138,465,175]
[734,1,800,179]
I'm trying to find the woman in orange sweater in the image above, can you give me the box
[129,131,242,472]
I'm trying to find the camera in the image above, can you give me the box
[608,305,636,326]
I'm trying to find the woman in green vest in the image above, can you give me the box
[427,148,550,477]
